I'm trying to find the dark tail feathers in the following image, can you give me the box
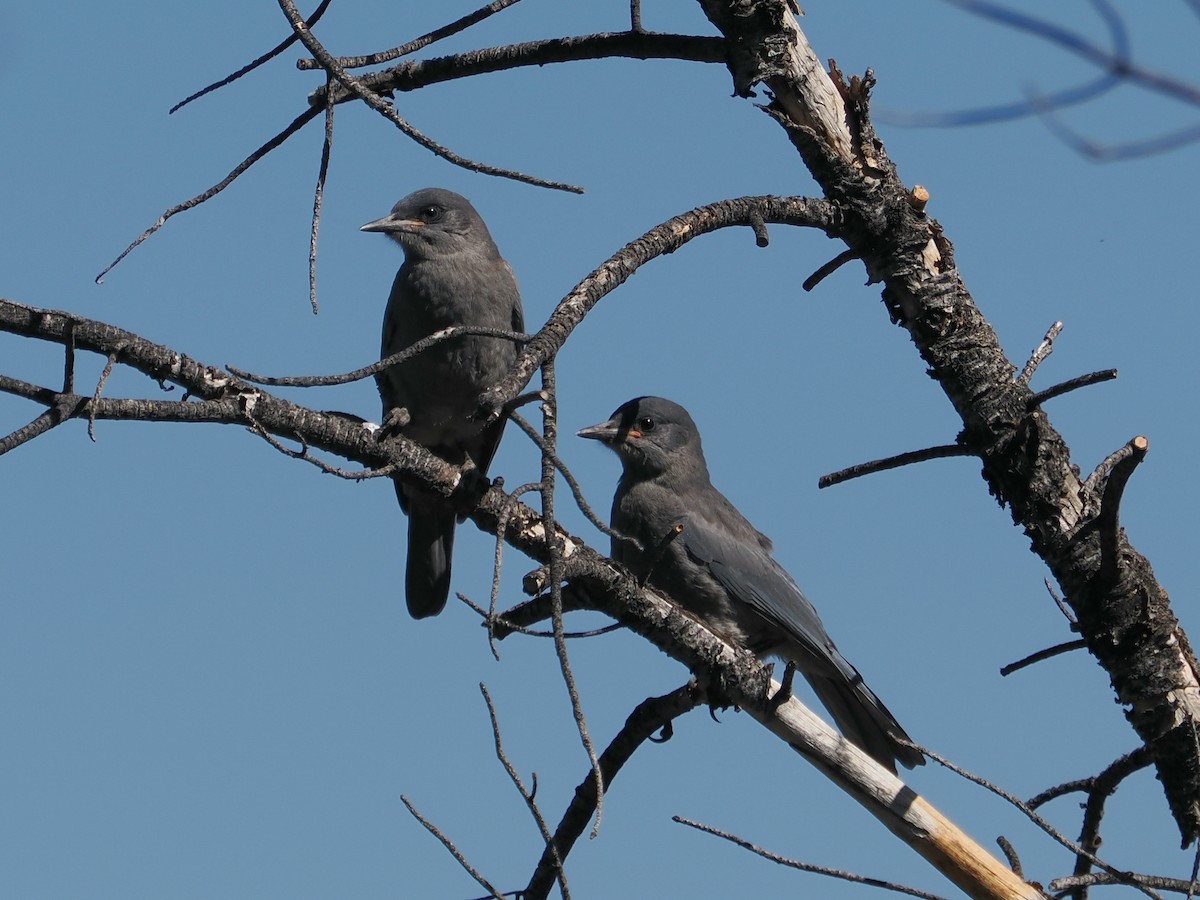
[405,496,457,619]
[808,675,925,773]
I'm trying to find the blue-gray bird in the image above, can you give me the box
[362,188,523,618]
[578,396,923,771]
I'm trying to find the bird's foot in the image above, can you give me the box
[377,406,411,438]
[767,661,797,716]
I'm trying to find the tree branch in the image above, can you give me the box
[480,195,839,415]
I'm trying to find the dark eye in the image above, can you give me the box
[419,205,440,221]
[637,416,655,432]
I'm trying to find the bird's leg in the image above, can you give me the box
[767,661,797,715]
[376,406,411,438]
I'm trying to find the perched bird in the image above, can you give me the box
[578,396,923,771]
[361,188,524,619]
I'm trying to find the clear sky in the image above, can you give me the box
[3,2,1198,897]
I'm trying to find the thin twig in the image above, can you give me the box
[903,740,1158,900]
[460,593,621,640]
[89,351,121,441]
[507,408,634,549]
[277,0,581,193]
[228,326,530,387]
[803,247,859,291]
[297,0,525,70]
[523,684,703,900]
[673,816,952,900]
[308,72,335,314]
[482,196,838,412]
[1050,872,1200,895]
[243,412,398,480]
[641,523,683,587]
[1017,321,1063,385]
[1026,369,1116,410]
[1000,639,1086,677]
[170,0,335,113]
[479,683,569,900]
[1043,577,1077,625]
[538,362,605,838]
[400,796,505,900]
[96,106,323,282]
[819,443,974,489]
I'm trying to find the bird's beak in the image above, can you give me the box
[577,418,635,444]
[360,215,424,234]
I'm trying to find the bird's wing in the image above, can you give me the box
[679,508,859,681]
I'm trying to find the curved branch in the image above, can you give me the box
[312,32,729,105]
[524,683,705,900]
[481,195,839,414]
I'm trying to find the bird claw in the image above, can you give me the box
[377,406,411,438]
[648,722,675,744]
[767,661,797,716]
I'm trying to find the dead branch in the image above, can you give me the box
[480,195,840,414]
[674,815,952,900]
[523,683,703,900]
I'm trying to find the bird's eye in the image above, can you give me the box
[419,205,440,221]
[637,416,655,432]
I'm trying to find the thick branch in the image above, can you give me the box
[311,32,728,106]
[0,299,467,498]
[694,0,1200,844]
[0,295,1040,899]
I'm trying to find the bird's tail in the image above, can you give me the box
[403,488,457,619]
[807,674,925,773]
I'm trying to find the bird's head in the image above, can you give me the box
[360,188,498,260]
[577,396,706,479]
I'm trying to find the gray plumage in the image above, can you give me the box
[362,188,523,618]
[578,396,923,772]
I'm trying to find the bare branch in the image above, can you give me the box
[999,640,1086,677]
[536,362,605,838]
[400,795,505,900]
[479,683,569,900]
[170,0,334,113]
[523,683,703,900]
[307,72,335,314]
[906,740,1156,899]
[277,0,581,192]
[96,105,322,283]
[325,32,728,103]
[482,195,839,413]
[229,325,530,388]
[296,0,526,70]
[674,815,953,900]
[1026,369,1117,411]
[1017,321,1063,386]
[819,443,975,489]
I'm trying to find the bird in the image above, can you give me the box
[577,396,923,772]
[361,188,524,619]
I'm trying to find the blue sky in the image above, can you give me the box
[3,2,1198,897]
